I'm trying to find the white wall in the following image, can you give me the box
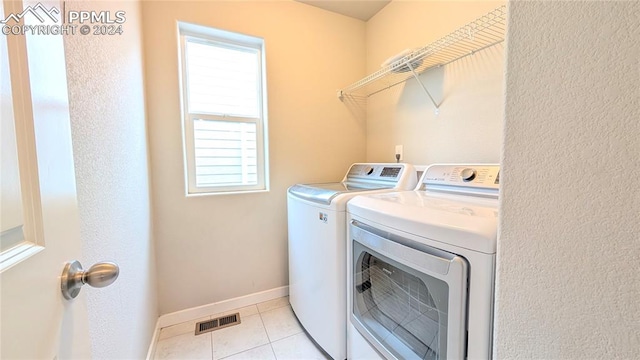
[64,1,158,358]
[142,1,366,314]
[364,1,504,164]
[495,1,640,358]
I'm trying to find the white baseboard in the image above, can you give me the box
[145,319,161,360]
[146,285,289,359]
[158,285,289,328]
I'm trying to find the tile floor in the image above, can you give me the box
[154,296,330,360]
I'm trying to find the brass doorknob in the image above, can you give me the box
[60,260,119,300]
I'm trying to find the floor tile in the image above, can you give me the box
[212,313,270,359]
[260,305,303,342]
[271,332,329,360]
[218,344,276,360]
[159,316,210,341]
[153,299,331,360]
[257,296,290,313]
[154,332,212,360]
[212,305,259,319]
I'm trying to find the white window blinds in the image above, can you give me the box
[193,120,257,187]
[185,39,259,118]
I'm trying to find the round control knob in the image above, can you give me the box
[364,167,374,175]
[460,168,476,182]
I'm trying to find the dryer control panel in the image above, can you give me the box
[419,164,500,192]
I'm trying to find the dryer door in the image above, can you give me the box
[350,221,469,360]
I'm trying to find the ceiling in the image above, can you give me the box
[295,0,392,21]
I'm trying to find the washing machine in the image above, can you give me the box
[288,163,418,360]
[346,164,500,360]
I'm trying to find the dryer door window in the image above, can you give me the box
[350,222,469,360]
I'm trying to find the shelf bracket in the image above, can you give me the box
[406,61,439,115]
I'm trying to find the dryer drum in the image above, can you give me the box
[354,249,447,359]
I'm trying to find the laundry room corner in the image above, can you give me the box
[363,1,505,165]
[141,0,367,315]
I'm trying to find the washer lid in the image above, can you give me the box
[288,182,390,205]
[288,163,418,205]
[348,191,498,254]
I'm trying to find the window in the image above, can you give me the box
[178,22,269,195]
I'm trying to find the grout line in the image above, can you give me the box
[269,332,331,360]
[168,298,297,360]
[158,315,215,341]
[257,296,290,314]
[209,332,215,360]
[269,330,303,345]
[261,305,306,344]
[217,343,271,360]
[269,341,278,360]
[214,313,271,360]
[258,309,273,343]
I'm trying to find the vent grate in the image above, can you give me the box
[195,313,241,335]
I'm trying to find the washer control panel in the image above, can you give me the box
[420,164,500,190]
[347,163,405,182]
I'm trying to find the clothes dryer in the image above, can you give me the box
[346,164,500,359]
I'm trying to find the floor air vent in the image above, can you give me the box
[195,313,241,335]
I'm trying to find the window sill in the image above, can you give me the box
[185,189,270,198]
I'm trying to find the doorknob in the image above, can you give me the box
[60,260,119,300]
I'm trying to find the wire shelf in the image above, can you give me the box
[338,5,507,102]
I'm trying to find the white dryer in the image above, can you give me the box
[346,164,500,360]
[288,163,418,360]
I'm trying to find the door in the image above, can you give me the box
[349,221,469,360]
[1,0,91,358]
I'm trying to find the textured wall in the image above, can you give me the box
[364,1,505,164]
[142,1,366,314]
[64,1,158,358]
[495,1,640,358]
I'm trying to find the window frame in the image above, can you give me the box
[178,22,269,196]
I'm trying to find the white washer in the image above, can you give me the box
[346,164,500,360]
[288,163,418,360]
